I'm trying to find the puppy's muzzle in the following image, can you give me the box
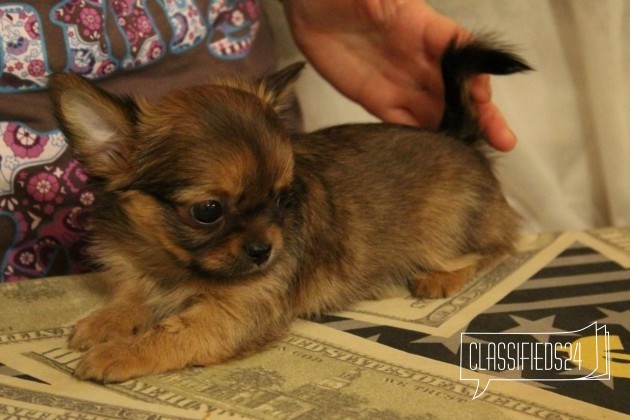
[244,242,272,266]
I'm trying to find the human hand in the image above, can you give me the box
[282,0,517,151]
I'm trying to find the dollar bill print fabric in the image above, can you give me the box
[0,317,617,419]
[0,230,627,419]
[318,229,630,416]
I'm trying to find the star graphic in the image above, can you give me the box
[323,319,376,332]
[0,363,48,385]
[320,319,381,342]
[365,333,381,342]
[595,307,630,331]
[504,315,569,343]
[410,324,484,354]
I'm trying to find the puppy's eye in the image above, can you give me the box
[275,189,293,209]
[190,200,223,224]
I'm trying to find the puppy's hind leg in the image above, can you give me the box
[411,265,478,299]
[410,247,515,299]
[409,255,480,299]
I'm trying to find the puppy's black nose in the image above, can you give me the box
[244,243,272,266]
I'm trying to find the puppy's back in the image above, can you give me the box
[289,39,528,304]
[294,122,515,251]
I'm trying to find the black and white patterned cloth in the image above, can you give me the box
[318,241,630,414]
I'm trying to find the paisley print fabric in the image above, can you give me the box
[0,4,52,91]
[0,0,274,281]
[207,0,260,60]
[0,123,92,281]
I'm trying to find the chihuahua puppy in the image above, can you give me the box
[50,38,530,383]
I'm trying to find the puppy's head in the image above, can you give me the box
[49,63,304,280]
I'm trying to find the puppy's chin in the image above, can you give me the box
[186,263,261,282]
[184,254,277,282]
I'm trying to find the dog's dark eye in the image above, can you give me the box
[190,200,223,224]
[275,189,293,209]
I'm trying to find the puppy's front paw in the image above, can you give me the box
[74,338,158,383]
[69,305,149,351]
[411,266,477,299]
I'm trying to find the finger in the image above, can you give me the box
[364,93,428,127]
[471,74,491,103]
[476,101,517,151]
[380,108,420,126]
[422,10,472,59]
[359,78,442,127]
[471,75,516,151]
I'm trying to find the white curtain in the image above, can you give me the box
[266,0,630,232]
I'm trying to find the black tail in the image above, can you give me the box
[438,37,532,144]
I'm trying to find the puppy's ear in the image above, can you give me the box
[258,62,305,115]
[49,73,136,189]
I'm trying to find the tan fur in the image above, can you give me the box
[120,191,192,265]
[49,60,522,383]
[412,264,479,299]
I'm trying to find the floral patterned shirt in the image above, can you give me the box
[0,0,275,281]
